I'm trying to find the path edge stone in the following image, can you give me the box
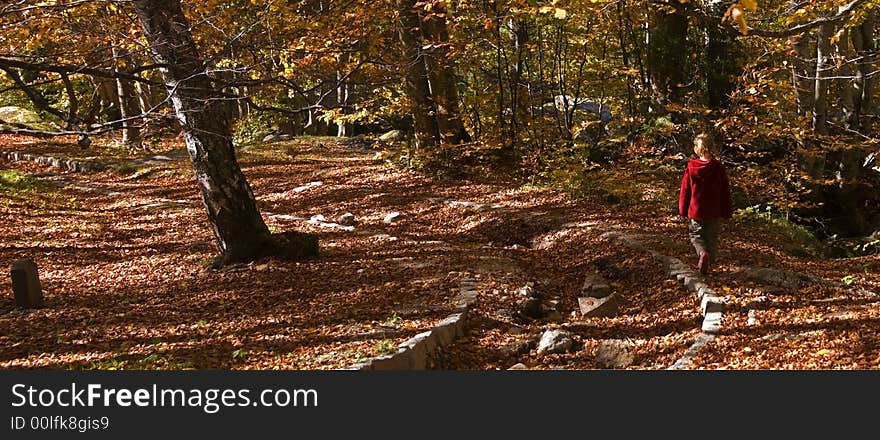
[342,277,480,370]
[601,231,724,369]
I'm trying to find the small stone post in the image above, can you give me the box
[11,258,44,308]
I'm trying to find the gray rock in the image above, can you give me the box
[536,329,574,355]
[595,340,634,368]
[508,363,529,370]
[338,212,356,226]
[379,130,403,142]
[517,297,544,319]
[747,309,759,326]
[700,295,725,315]
[701,311,723,334]
[262,134,279,143]
[581,273,611,298]
[578,294,619,318]
[517,285,536,298]
[11,259,43,308]
[383,212,401,223]
[735,267,817,290]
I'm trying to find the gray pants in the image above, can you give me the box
[689,218,721,260]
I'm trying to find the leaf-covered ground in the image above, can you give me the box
[1,134,878,370]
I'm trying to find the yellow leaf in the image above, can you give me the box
[817,349,831,355]
[741,0,758,12]
[738,15,749,35]
[554,8,568,19]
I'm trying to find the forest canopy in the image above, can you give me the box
[1,0,879,259]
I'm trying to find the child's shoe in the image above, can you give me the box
[698,251,711,275]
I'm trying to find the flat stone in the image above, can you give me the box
[581,273,611,298]
[595,340,634,368]
[434,313,466,345]
[343,362,373,370]
[702,312,723,334]
[517,297,544,319]
[578,294,619,318]
[600,231,621,240]
[685,278,704,292]
[455,291,479,311]
[338,212,356,226]
[700,295,725,315]
[734,267,816,290]
[369,353,408,370]
[394,343,425,370]
[747,309,759,326]
[536,329,574,355]
[410,331,437,353]
[383,212,401,223]
[508,363,529,370]
[11,259,43,308]
[697,286,714,301]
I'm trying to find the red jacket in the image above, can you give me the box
[678,158,733,220]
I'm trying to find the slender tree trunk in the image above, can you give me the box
[422,6,470,144]
[836,28,857,129]
[617,1,635,116]
[814,23,833,134]
[60,73,92,148]
[395,0,440,149]
[112,48,144,151]
[790,31,815,117]
[858,14,875,114]
[116,76,143,150]
[336,52,349,137]
[132,0,316,266]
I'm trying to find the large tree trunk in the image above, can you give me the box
[647,1,688,106]
[422,5,470,144]
[703,2,743,109]
[395,0,441,149]
[132,0,316,267]
[789,31,815,117]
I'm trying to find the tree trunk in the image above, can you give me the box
[0,66,91,148]
[703,2,743,109]
[132,0,316,267]
[836,28,857,129]
[422,5,470,144]
[856,14,875,115]
[789,31,815,117]
[813,23,833,134]
[647,1,688,106]
[336,52,350,137]
[395,0,441,149]
[113,50,144,151]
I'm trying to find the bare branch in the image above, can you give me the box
[0,57,164,86]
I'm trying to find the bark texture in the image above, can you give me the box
[132,0,317,266]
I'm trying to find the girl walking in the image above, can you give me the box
[678,133,733,275]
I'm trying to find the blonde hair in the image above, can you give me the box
[694,133,717,159]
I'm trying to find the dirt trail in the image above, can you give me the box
[1,136,879,370]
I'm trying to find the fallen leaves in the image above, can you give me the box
[1,134,879,371]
